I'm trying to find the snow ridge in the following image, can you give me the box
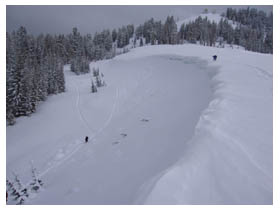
[141,44,272,204]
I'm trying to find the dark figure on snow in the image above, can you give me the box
[85,136,88,143]
[213,55,217,61]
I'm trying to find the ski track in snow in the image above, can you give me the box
[225,58,272,81]
[243,63,272,80]
[21,79,119,192]
[216,127,272,182]
[74,81,95,136]
[203,59,272,180]
[93,87,119,139]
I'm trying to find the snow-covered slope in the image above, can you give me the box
[133,45,272,204]
[6,43,272,204]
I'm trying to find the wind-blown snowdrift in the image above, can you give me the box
[6,43,272,204]
[129,45,272,204]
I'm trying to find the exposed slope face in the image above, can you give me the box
[7,49,213,204]
[134,45,272,204]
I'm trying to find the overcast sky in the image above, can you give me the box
[6,5,272,35]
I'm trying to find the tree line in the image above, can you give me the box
[135,15,178,45]
[6,22,136,125]
[6,7,273,125]
[177,7,273,53]
[134,7,272,54]
[224,7,273,53]
[6,27,65,125]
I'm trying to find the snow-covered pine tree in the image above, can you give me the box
[6,32,17,125]
[140,38,143,46]
[135,24,144,39]
[91,79,97,93]
[117,26,129,48]
[163,16,178,44]
[179,23,185,43]
[95,75,103,88]
[30,163,43,193]
[11,173,29,205]
[93,67,99,77]
[264,28,272,53]
[104,29,113,52]
[16,58,33,116]
[70,27,80,60]
[47,55,58,93]
[209,21,217,46]
[93,31,107,60]
[154,20,163,44]
[127,24,134,39]
[56,57,66,93]
[69,27,84,74]
[6,179,14,202]
[27,36,39,113]
[14,26,31,117]
[112,29,117,42]
[83,34,94,60]
[70,59,77,74]
[37,54,49,101]
[81,57,90,74]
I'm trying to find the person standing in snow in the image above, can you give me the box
[85,136,88,143]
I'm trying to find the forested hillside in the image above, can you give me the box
[6,7,273,125]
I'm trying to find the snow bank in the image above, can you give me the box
[122,44,272,204]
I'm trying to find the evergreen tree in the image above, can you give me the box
[135,24,143,39]
[154,20,163,44]
[30,163,43,192]
[6,32,17,125]
[117,26,129,48]
[95,75,103,87]
[178,23,185,42]
[103,30,113,52]
[91,79,97,93]
[127,24,135,39]
[112,29,117,42]
[140,38,143,46]
[93,67,99,77]
[56,58,66,93]
[209,21,217,46]
[14,26,30,117]
[10,173,29,205]
[163,16,177,44]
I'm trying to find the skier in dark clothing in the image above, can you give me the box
[85,136,88,143]
[213,55,217,61]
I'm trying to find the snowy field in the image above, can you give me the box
[6,43,272,204]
